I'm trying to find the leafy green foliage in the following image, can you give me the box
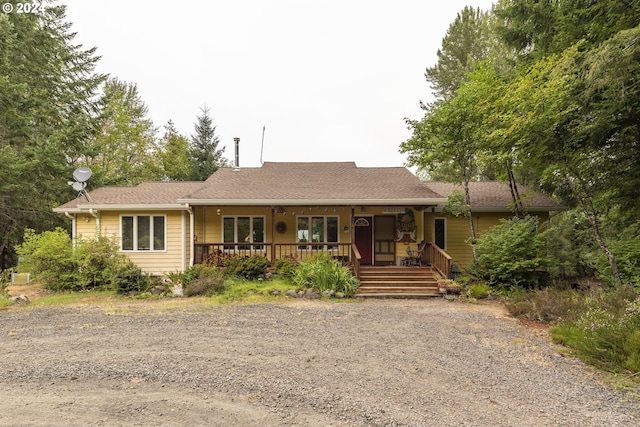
[274,257,298,279]
[74,236,127,290]
[223,255,268,280]
[156,120,191,181]
[174,265,226,297]
[82,78,159,186]
[114,262,152,295]
[591,222,640,287]
[291,254,359,297]
[15,228,77,290]
[425,6,496,100]
[550,286,640,374]
[15,228,137,292]
[467,283,492,299]
[472,216,552,290]
[0,5,105,269]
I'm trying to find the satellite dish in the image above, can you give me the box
[73,167,92,183]
[69,167,92,202]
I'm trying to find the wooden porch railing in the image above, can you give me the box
[351,243,361,279]
[426,243,452,279]
[194,242,353,267]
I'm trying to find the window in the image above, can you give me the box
[121,215,165,251]
[297,216,338,249]
[434,218,446,250]
[223,216,265,250]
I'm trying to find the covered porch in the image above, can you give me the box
[191,204,453,280]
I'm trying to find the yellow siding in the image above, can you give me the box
[425,211,551,270]
[77,211,190,275]
[72,205,552,274]
[196,206,354,244]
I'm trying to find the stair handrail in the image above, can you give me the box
[351,243,361,279]
[427,243,452,279]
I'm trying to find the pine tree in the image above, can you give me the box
[0,4,104,269]
[188,106,227,181]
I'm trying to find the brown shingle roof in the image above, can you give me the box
[184,162,444,204]
[53,164,563,212]
[53,182,203,211]
[425,181,565,211]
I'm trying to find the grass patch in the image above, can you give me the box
[0,293,12,309]
[30,290,118,307]
[208,277,298,305]
[508,283,640,379]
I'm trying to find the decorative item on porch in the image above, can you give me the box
[395,208,417,243]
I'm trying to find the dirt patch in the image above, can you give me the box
[6,281,49,302]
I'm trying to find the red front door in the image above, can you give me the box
[354,216,373,265]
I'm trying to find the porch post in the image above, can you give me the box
[350,206,355,244]
[270,207,276,265]
[189,206,195,267]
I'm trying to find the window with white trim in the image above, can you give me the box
[223,216,265,250]
[297,216,338,249]
[121,215,166,251]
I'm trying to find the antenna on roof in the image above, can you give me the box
[67,167,92,202]
[260,125,265,165]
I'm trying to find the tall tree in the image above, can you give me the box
[188,106,227,181]
[156,120,190,181]
[402,65,500,261]
[0,3,104,269]
[425,6,498,101]
[82,78,158,186]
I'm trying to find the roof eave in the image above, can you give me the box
[178,198,446,206]
[53,204,190,212]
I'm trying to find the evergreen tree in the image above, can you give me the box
[188,106,227,181]
[156,120,190,181]
[0,3,104,269]
[424,6,497,101]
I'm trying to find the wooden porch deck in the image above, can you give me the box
[356,265,440,298]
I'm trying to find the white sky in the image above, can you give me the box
[60,0,495,168]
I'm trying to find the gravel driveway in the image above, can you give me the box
[1,298,638,426]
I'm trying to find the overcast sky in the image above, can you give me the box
[61,0,495,168]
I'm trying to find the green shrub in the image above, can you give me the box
[114,262,152,294]
[15,228,77,290]
[506,286,586,322]
[274,257,298,278]
[184,275,226,297]
[549,285,640,374]
[74,236,127,290]
[292,254,359,297]
[168,264,206,288]
[15,228,131,292]
[468,283,492,299]
[591,221,640,286]
[472,216,552,291]
[0,270,9,295]
[170,265,226,297]
[224,255,268,280]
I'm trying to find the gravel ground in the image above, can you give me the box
[1,298,639,427]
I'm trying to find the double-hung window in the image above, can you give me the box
[297,216,338,250]
[121,215,166,251]
[223,216,265,250]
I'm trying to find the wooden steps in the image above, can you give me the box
[356,266,440,298]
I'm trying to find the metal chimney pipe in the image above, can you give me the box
[234,137,240,168]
